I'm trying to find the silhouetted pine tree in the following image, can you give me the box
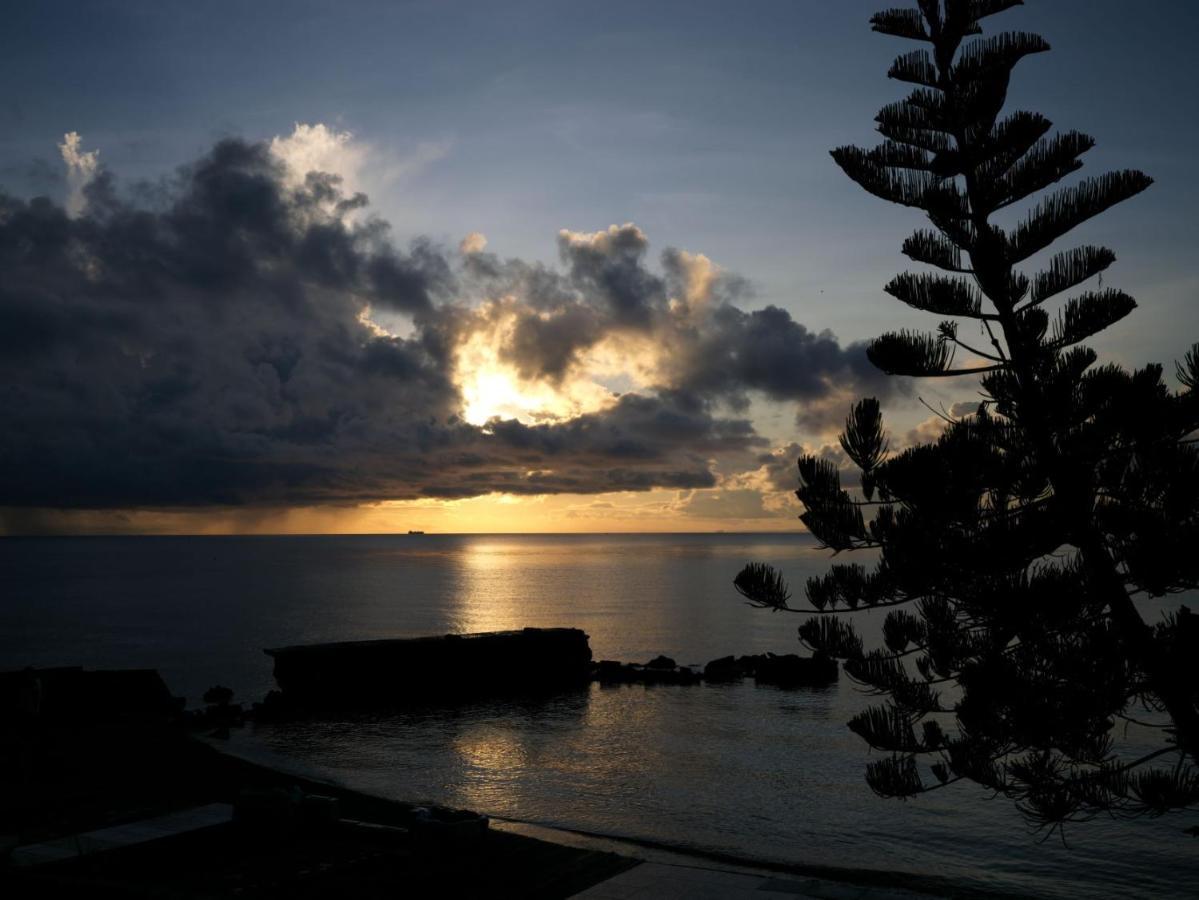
[736,0,1199,832]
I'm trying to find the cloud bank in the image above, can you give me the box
[0,128,897,514]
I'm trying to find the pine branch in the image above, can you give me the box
[850,704,922,753]
[866,756,926,798]
[797,454,844,500]
[1026,246,1117,307]
[841,398,890,474]
[877,120,956,154]
[967,0,1025,22]
[974,111,1053,180]
[916,0,941,30]
[987,131,1095,211]
[952,32,1051,85]
[796,456,871,550]
[878,95,951,137]
[884,607,929,653]
[1049,290,1137,348]
[947,333,1006,363]
[904,86,951,117]
[805,587,916,618]
[799,499,871,552]
[869,140,939,171]
[799,615,865,660]
[734,562,792,610]
[1006,271,1031,305]
[830,146,943,207]
[922,185,976,246]
[1174,344,1199,391]
[884,272,984,317]
[845,651,944,712]
[868,329,1000,377]
[889,49,940,87]
[871,8,932,42]
[1007,171,1154,264]
[869,330,952,375]
[1121,766,1199,815]
[938,1,985,43]
[903,229,973,272]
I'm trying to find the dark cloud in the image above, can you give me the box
[949,401,982,418]
[557,224,664,328]
[503,302,605,383]
[664,304,888,410]
[756,441,856,493]
[0,135,896,514]
[399,393,763,499]
[757,443,805,493]
[460,226,899,413]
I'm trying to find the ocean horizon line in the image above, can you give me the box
[0,529,815,539]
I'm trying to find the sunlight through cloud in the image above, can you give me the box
[454,309,621,426]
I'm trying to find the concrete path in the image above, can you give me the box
[9,803,233,867]
[493,820,944,900]
[570,860,942,900]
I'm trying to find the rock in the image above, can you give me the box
[593,659,701,686]
[594,660,631,683]
[753,652,838,687]
[735,654,768,677]
[593,650,838,690]
[203,684,234,705]
[702,655,743,682]
[641,664,701,685]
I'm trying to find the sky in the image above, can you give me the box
[1,0,1197,535]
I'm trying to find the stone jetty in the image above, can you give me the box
[263,629,838,711]
[265,627,594,707]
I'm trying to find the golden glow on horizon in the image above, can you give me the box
[0,487,807,536]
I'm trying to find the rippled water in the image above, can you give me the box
[3,534,1196,898]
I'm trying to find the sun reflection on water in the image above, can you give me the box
[447,539,534,634]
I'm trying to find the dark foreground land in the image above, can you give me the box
[0,632,836,900]
[1,649,1015,900]
[0,668,636,899]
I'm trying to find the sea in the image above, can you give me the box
[2,533,1196,898]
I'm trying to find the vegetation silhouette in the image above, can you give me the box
[736,0,1199,834]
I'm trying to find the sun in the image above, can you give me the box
[454,315,573,426]
[460,363,546,426]
[453,308,624,427]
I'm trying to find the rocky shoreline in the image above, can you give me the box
[592,651,837,688]
[247,628,838,718]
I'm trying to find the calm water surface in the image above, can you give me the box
[3,534,1196,898]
